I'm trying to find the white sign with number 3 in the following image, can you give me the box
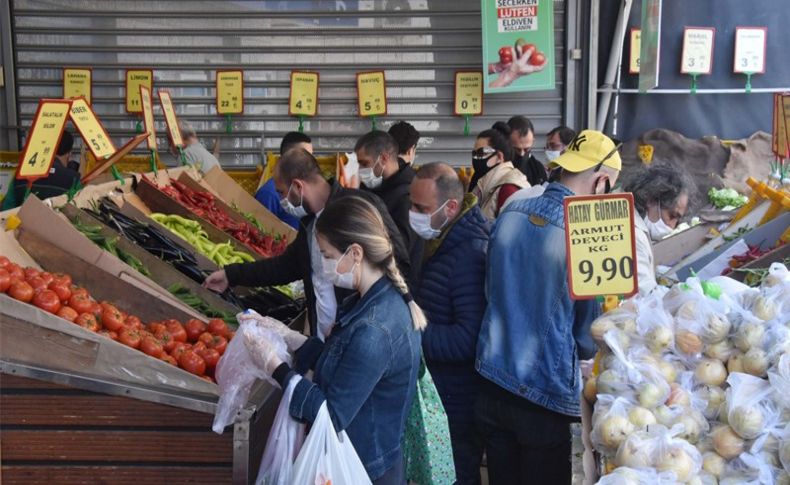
[734,27,767,74]
[681,27,715,75]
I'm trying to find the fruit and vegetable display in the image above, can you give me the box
[0,256,233,382]
[156,179,288,258]
[168,283,235,325]
[72,216,152,278]
[722,245,774,276]
[708,188,749,211]
[585,263,790,484]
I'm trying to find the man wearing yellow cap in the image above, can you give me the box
[475,130,621,484]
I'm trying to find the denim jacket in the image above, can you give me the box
[289,277,421,480]
[475,183,599,417]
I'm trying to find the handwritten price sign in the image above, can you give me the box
[681,27,716,75]
[454,71,484,116]
[356,71,387,117]
[126,69,153,113]
[564,193,638,299]
[734,27,767,74]
[158,90,183,148]
[69,97,115,160]
[140,85,157,150]
[63,68,92,104]
[16,99,73,181]
[216,70,244,115]
[289,71,319,117]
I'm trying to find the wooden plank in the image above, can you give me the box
[1,394,211,428]
[1,316,100,370]
[0,374,72,391]
[1,465,232,484]
[1,430,233,462]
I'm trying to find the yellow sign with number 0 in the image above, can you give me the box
[158,90,183,148]
[454,71,484,116]
[16,99,73,181]
[63,68,92,104]
[140,85,157,150]
[289,71,319,117]
[69,97,115,160]
[564,193,638,299]
[216,70,244,115]
[126,70,153,113]
[356,71,387,117]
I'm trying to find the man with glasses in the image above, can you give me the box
[475,130,621,485]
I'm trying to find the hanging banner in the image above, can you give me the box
[629,29,641,75]
[158,90,183,148]
[125,69,153,114]
[69,97,115,160]
[289,71,319,117]
[216,70,244,115]
[733,27,767,74]
[63,68,92,105]
[16,99,73,182]
[356,71,387,117]
[564,193,638,299]
[639,0,663,92]
[680,27,715,75]
[454,71,484,116]
[139,85,157,151]
[480,0,555,93]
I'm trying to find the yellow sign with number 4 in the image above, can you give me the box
[289,71,319,117]
[356,71,387,117]
[16,99,72,181]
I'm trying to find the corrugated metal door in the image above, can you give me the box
[11,0,570,167]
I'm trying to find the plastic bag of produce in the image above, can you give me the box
[590,308,638,345]
[777,424,790,474]
[651,423,703,483]
[601,331,671,408]
[291,402,372,485]
[595,466,676,485]
[591,395,637,454]
[256,375,305,485]
[212,316,291,434]
[769,354,790,411]
[724,372,779,441]
[719,452,775,485]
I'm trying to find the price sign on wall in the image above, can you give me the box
[63,68,92,104]
[454,71,484,116]
[734,27,767,74]
[158,90,183,148]
[139,85,157,150]
[629,29,641,74]
[289,71,319,117]
[126,69,153,113]
[216,70,244,115]
[681,27,715,75]
[16,99,72,181]
[356,71,387,117]
[69,97,115,160]
[564,193,638,299]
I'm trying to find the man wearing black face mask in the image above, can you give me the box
[496,116,547,186]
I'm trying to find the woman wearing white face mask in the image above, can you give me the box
[622,163,695,295]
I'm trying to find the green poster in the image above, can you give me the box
[481,0,555,93]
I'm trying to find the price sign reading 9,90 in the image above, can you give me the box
[564,193,638,299]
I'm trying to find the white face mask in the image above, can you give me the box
[321,247,358,290]
[645,204,673,241]
[544,150,562,163]
[359,157,384,189]
[280,182,308,219]
[409,200,450,240]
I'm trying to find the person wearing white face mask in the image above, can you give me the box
[622,162,695,295]
[355,130,423,284]
[203,148,411,340]
[409,163,490,485]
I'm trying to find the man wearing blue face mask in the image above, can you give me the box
[355,130,423,284]
[409,163,490,485]
[204,148,410,340]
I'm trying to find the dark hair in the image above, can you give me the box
[57,130,74,156]
[415,162,464,203]
[477,128,513,162]
[279,131,312,156]
[547,126,577,146]
[506,116,535,137]
[354,130,399,159]
[388,121,420,155]
[275,148,321,185]
[622,162,696,217]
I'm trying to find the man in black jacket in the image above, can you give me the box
[504,115,547,186]
[355,130,423,283]
[203,148,410,339]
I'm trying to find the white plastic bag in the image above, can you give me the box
[292,402,372,485]
[256,375,306,485]
[725,372,779,441]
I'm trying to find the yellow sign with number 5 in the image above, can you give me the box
[69,97,116,160]
[16,99,73,181]
[356,71,387,118]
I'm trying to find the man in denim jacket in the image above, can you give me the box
[475,130,621,484]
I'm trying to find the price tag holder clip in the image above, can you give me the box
[177,146,188,167]
[690,73,699,94]
[744,72,753,94]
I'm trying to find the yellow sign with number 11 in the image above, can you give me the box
[126,70,153,113]
[16,99,73,181]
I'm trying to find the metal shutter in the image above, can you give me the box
[11,0,569,167]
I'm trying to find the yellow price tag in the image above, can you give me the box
[289,71,319,117]
[69,97,115,160]
[356,71,387,117]
[637,144,654,164]
[140,85,157,150]
[63,68,92,104]
[564,193,638,299]
[454,71,484,116]
[125,69,153,113]
[158,90,183,148]
[16,99,72,181]
[629,29,641,74]
[216,70,244,115]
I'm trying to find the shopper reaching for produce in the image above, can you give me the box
[240,195,423,484]
[203,148,410,340]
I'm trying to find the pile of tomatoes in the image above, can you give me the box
[0,256,232,383]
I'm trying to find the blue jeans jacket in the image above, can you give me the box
[290,277,421,480]
[475,183,599,417]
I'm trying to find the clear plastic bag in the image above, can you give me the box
[591,395,637,455]
[594,466,676,485]
[590,309,638,346]
[719,452,775,485]
[212,317,291,434]
[651,424,703,483]
[256,376,306,485]
[725,372,779,441]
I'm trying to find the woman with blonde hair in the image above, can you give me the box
[243,195,424,484]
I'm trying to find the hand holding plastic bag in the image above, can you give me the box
[256,376,305,485]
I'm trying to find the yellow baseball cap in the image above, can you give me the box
[549,130,622,173]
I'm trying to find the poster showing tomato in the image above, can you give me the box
[481,0,555,93]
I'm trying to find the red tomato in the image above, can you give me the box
[147,322,166,335]
[207,319,230,338]
[52,273,72,287]
[185,319,207,343]
[71,287,88,297]
[529,51,546,66]
[68,293,93,314]
[140,336,164,358]
[98,329,119,340]
[76,313,100,332]
[197,348,221,370]
[125,316,143,330]
[178,350,206,376]
[7,264,24,282]
[101,304,125,332]
[27,276,48,291]
[498,46,514,64]
[198,332,214,345]
[0,255,10,270]
[48,281,72,303]
[155,329,177,353]
[8,281,34,302]
[33,290,62,314]
[90,303,103,319]
[56,306,79,322]
[192,341,207,353]
[209,335,228,355]
[24,267,40,281]
[170,341,190,359]
[118,327,142,349]
[38,272,55,286]
[161,354,178,366]
[227,331,235,341]
[166,320,188,343]
[0,268,11,292]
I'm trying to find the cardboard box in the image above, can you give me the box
[652,223,716,267]
[728,243,790,283]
